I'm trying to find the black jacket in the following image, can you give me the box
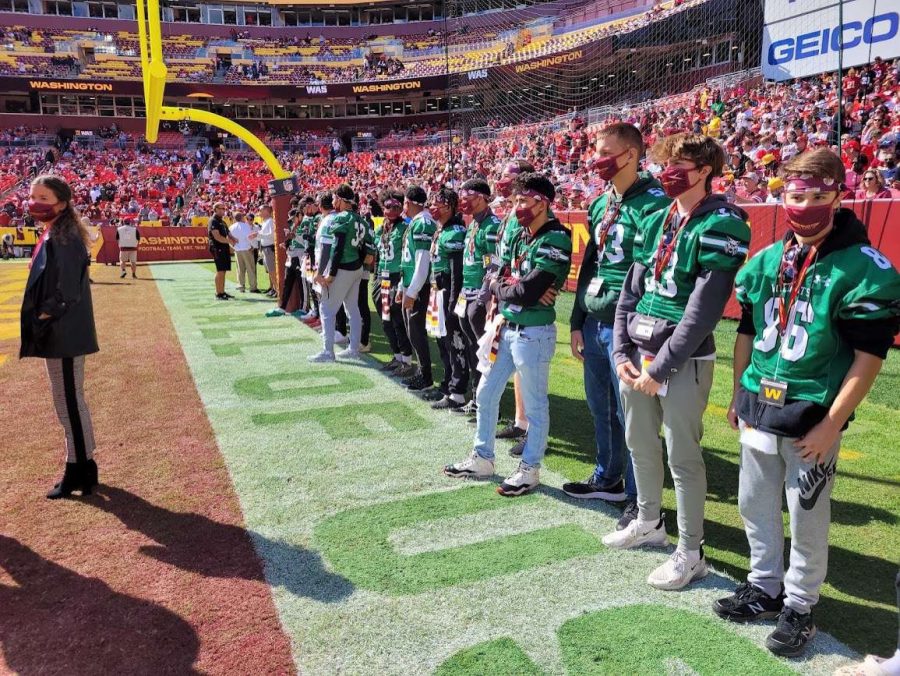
[20,233,99,359]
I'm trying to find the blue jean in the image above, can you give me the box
[582,318,636,499]
[474,323,556,468]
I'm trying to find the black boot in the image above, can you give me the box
[85,458,99,488]
[47,462,93,499]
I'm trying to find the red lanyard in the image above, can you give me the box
[777,242,818,335]
[28,228,50,269]
[595,192,622,255]
[653,202,700,281]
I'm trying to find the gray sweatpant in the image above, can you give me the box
[319,268,361,354]
[46,356,96,463]
[621,358,714,551]
[739,433,839,614]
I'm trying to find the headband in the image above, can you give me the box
[517,189,550,202]
[784,175,840,193]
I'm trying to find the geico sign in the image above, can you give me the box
[767,11,898,64]
[351,80,421,94]
[467,69,488,80]
[30,80,114,92]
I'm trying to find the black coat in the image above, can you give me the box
[19,233,99,359]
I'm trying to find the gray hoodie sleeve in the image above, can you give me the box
[612,261,646,366]
[645,268,736,381]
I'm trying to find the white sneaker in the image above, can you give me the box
[336,347,361,359]
[647,547,709,590]
[307,350,336,363]
[602,516,668,549]
[497,461,540,496]
[334,332,349,345]
[443,451,494,479]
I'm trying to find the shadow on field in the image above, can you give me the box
[0,535,201,675]
[91,486,354,603]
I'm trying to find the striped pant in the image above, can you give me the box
[46,356,95,463]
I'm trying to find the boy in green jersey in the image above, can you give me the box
[713,149,900,657]
[373,188,413,373]
[429,187,469,409]
[566,123,671,525]
[398,185,438,391]
[605,134,751,593]
[444,173,572,497]
[309,184,368,362]
[458,178,501,407]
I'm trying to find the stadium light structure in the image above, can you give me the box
[135,0,298,305]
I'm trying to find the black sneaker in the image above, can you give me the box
[562,478,627,502]
[616,500,639,530]
[224,292,236,299]
[765,608,816,657]
[381,358,402,372]
[215,293,230,300]
[453,400,477,416]
[420,388,445,402]
[249,288,263,293]
[432,396,465,411]
[713,582,785,623]
[496,422,527,440]
[394,363,417,379]
[120,270,127,278]
[508,438,525,457]
[405,375,433,392]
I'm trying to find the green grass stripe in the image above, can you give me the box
[152,262,864,675]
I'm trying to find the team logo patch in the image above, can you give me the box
[540,246,570,262]
[724,237,743,256]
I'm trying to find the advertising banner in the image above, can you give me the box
[95,226,211,264]
[762,0,900,81]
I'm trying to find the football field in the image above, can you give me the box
[1,260,897,674]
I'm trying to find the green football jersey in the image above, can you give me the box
[377,217,408,274]
[635,203,751,323]
[462,211,501,288]
[291,214,319,253]
[578,177,670,322]
[431,221,467,275]
[500,222,572,326]
[324,211,365,265]
[736,239,900,406]
[497,214,522,266]
[401,211,437,288]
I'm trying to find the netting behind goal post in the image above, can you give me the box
[442,0,766,179]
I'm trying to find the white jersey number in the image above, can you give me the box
[755,296,811,362]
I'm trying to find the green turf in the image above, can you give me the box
[153,262,883,674]
[436,638,546,676]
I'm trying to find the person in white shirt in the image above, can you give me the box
[256,205,277,297]
[116,221,141,279]
[229,212,258,292]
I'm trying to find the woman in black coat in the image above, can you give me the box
[20,175,100,499]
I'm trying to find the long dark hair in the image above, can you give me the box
[31,175,89,248]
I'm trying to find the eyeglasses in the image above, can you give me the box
[863,177,876,182]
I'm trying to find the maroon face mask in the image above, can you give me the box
[592,149,629,181]
[659,165,701,198]
[495,177,515,198]
[27,199,60,222]
[514,205,537,228]
[783,203,834,237]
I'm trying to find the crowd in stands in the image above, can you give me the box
[0,0,712,85]
[0,57,898,236]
